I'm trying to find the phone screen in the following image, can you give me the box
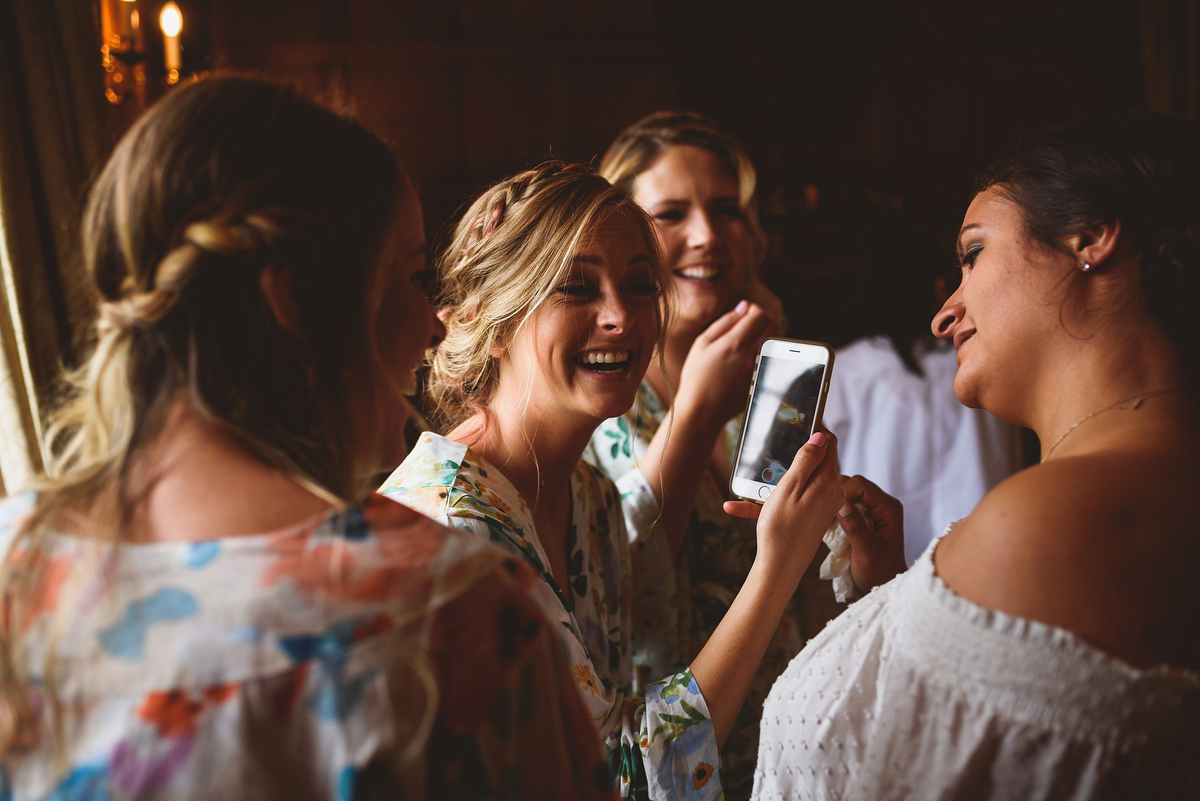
[734,353,828,488]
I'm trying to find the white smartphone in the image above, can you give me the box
[729,337,834,502]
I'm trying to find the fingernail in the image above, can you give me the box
[838,501,854,518]
[735,299,749,314]
[807,431,826,447]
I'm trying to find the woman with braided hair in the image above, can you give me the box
[0,75,612,800]
[380,162,844,800]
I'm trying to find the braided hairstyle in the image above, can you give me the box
[0,75,404,751]
[599,110,785,328]
[427,162,667,431]
[978,111,1200,394]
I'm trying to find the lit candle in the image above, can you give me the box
[160,2,182,83]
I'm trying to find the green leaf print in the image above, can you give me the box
[648,700,708,747]
[657,671,692,702]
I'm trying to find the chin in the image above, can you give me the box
[952,381,989,412]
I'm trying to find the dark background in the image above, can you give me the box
[201,0,1189,345]
[2,0,1195,405]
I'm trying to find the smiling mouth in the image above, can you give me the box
[676,265,721,281]
[954,330,975,351]
[577,349,631,372]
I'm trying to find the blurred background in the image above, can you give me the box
[1,0,1196,485]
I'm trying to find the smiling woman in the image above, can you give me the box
[754,111,1200,800]
[380,162,845,800]
[585,112,813,800]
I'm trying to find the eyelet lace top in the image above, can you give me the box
[753,527,1200,801]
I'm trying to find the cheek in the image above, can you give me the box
[654,226,685,266]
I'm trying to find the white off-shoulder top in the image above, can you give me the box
[753,529,1200,800]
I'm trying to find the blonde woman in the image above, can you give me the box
[0,76,610,800]
[584,111,822,798]
[380,163,844,800]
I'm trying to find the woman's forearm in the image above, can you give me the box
[635,395,728,557]
[688,555,817,747]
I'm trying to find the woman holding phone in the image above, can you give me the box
[584,112,834,799]
[0,76,610,800]
[751,112,1200,798]
[380,162,844,800]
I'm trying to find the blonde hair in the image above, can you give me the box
[427,162,667,431]
[0,75,407,752]
[600,110,786,327]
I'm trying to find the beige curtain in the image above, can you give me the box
[0,0,111,493]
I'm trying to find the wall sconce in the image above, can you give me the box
[100,1,189,105]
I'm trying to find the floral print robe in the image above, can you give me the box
[584,382,841,801]
[381,433,723,801]
[0,491,612,800]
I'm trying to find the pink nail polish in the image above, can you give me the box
[735,299,749,314]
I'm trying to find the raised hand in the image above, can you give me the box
[838,474,906,591]
[724,431,845,580]
[676,300,776,426]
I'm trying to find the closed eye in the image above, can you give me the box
[555,282,596,299]
[625,280,661,297]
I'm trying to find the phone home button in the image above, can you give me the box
[758,485,773,500]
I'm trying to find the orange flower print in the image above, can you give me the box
[137,684,238,737]
[572,663,602,696]
[693,761,714,790]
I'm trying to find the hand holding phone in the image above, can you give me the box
[729,338,835,502]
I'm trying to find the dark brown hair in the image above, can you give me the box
[978,111,1200,390]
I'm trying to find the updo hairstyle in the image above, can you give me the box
[599,110,785,326]
[62,74,404,504]
[978,111,1200,392]
[0,74,410,753]
[427,162,666,431]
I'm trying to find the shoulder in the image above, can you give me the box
[936,433,1200,668]
[379,432,467,495]
[0,491,36,538]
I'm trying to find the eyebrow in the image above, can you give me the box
[570,253,653,267]
[650,196,741,207]
[956,223,982,256]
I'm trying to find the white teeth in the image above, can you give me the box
[679,266,719,280]
[583,350,629,364]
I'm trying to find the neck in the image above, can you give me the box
[1025,323,1185,459]
[448,403,592,518]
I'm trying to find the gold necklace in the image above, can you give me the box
[1041,387,1184,462]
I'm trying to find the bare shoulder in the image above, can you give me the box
[936,430,1200,671]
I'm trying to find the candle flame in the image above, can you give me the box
[160,3,182,37]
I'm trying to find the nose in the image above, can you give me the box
[931,284,963,339]
[597,290,634,333]
[686,209,720,250]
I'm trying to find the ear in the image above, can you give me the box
[1064,220,1121,270]
[259,264,306,339]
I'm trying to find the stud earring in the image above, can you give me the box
[1079,262,1094,272]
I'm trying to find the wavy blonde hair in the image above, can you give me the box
[600,110,786,328]
[427,162,668,431]
[0,75,407,753]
